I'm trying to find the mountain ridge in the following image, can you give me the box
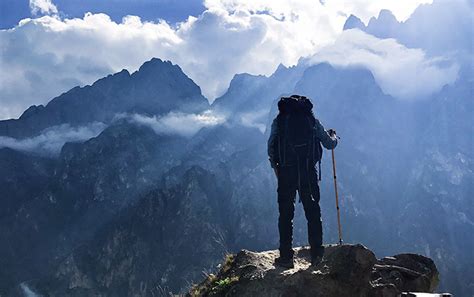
[0,58,209,139]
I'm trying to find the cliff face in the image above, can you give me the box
[190,244,439,297]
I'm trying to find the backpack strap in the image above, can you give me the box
[276,114,289,166]
[318,160,322,181]
[283,115,291,164]
[306,115,323,181]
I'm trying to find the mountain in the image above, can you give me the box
[0,59,210,295]
[0,148,55,219]
[189,244,439,297]
[343,1,473,58]
[0,122,187,295]
[343,15,365,31]
[0,58,208,139]
[211,63,305,131]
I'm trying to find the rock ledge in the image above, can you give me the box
[189,244,439,297]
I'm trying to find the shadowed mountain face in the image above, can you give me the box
[37,166,234,296]
[1,5,473,296]
[0,148,55,219]
[0,122,187,293]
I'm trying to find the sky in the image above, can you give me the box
[0,0,456,120]
[0,0,206,29]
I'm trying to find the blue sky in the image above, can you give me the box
[0,0,205,29]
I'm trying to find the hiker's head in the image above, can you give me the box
[278,95,313,115]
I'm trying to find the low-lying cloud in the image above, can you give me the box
[0,111,225,155]
[309,29,459,100]
[0,122,106,156]
[0,0,431,119]
[238,110,268,133]
[20,283,41,297]
[121,110,226,137]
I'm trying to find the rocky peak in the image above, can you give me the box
[343,14,366,31]
[367,9,398,28]
[91,69,131,89]
[19,104,45,120]
[377,9,398,23]
[365,9,401,39]
[189,244,439,297]
[136,57,176,73]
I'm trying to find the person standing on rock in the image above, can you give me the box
[268,95,338,268]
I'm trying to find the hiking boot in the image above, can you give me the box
[274,256,294,269]
[311,255,322,266]
[310,246,324,266]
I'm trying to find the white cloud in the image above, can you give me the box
[29,0,58,15]
[0,122,106,155]
[204,0,433,23]
[121,110,226,137]
[309,29,459,99]
[0,110,224,155]
[0,0,432,119]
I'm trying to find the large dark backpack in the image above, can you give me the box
[276,95,323,177]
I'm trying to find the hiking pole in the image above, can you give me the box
[331,148,343,245]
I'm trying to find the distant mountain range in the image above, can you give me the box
[1,3,473,296]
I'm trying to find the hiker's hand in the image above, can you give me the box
[328,129,336,137]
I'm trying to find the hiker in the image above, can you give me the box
[268,94,338,268]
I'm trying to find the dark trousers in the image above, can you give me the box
[277,162,323,259]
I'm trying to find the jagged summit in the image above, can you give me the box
[189,244,439,297]
[137,57,178,73]
[365,9,400,38]
[371,9,398,24]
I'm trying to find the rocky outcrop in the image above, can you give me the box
[189,244,439,297]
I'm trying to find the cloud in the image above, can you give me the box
[238,110,268,133]
[0,122,106,156]
[0,111,224,155]
[319,0,433,24]
[0,0,431,119]
[20,283,41,297]
[309,29,459,99]
[29,0,58,15]
[121,110,226,137]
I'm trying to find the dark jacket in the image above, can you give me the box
[267,116,337,169]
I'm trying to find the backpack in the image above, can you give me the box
[276,95,323,179]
